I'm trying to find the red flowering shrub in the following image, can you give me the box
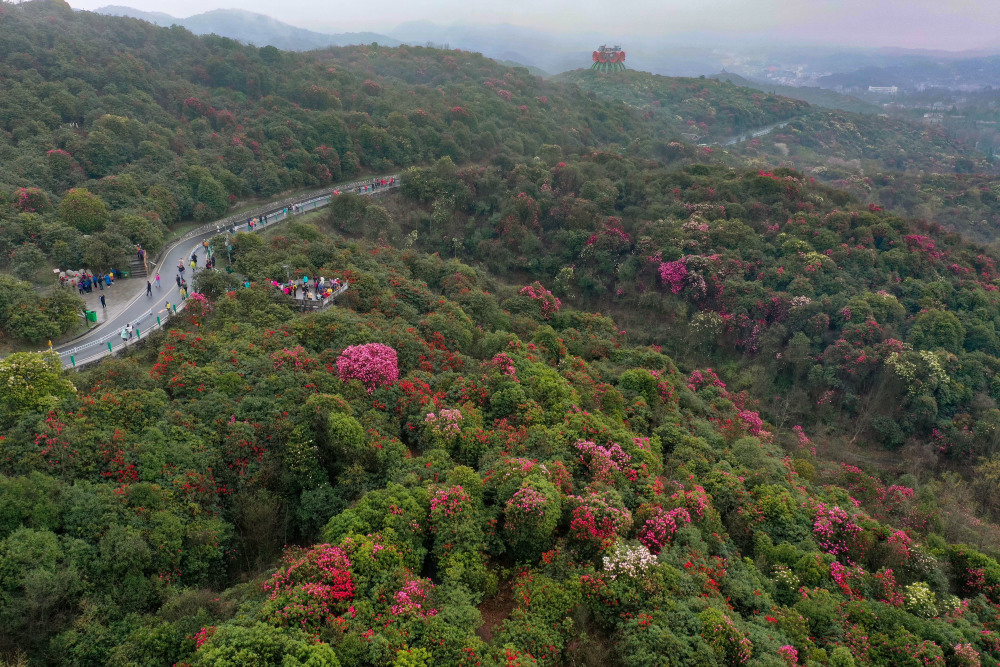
[637,506,691,554]
[262,543,354,631]
[567,489,632,550]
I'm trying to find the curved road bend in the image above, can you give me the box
[55,177,399,369]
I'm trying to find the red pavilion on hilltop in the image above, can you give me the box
[591,45,626,72]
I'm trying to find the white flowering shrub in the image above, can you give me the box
[903,581,938,618]
[602,542,657,580]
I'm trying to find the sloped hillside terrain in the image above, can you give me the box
[5,3,1000,666]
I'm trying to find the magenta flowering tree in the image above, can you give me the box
[485,352,518,378]
[812,502,863,560]
[15,187,50,213]
[390,573,438,619]
[519,281,562,319]
[335,343,399,392]
[574,439,633,484]
[658,258,688,293]
[637,506,691,554]
[504,478,561,560]
[777,645,799,666]
[736,409,766,437]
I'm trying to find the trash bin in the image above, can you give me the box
[121,270,130,278]
[86,310,97,322]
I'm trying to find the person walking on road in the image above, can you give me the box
[155,273,161,289]
[146,281,152,297]
[99,294,106,309]
[120,327,128,345]
[176,274,182,288]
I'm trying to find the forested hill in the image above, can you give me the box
[0,0,661,342]
[12,2,1000,666]
[557,68,992,176]
[95,6,402,51]
[555,68,811,141]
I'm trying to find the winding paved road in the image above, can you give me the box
[55,176,399,369]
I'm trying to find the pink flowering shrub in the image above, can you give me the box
[191,626,216,650]
[567,490,633,550]
[430,485,472,518]
[390,574,438,618]
[425,408,463,434]
[15,187,50,213]
[183,292,213,327]
[736,409,765,436]
[504,478,560,559]
[700,608,752,665]
[952,643,982,667]
[812,502,862,560]
[519,281,562,318]
[871,568,905,607]
[485,352,518,377]
[658,258,688,293]
[668,485,710,519]
[687,368,726,392]
[637,506,691,554]
[335,343,399,392]
[778,645,798,666]
[574,439,632,484]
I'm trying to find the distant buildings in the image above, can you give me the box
[868,86,899,94]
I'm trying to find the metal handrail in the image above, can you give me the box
[59,308,153,357]
[170,175,400,249]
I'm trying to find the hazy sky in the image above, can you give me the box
[65,0,1000,50]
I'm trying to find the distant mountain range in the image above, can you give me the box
[817,56,1000,92]
[92,8,729,76]
[95,6,400,51]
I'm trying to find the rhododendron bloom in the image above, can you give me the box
[335,343,399,392]
[638,506,691,554]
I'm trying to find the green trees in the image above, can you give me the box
[193,173,230,221]
[192,624,341,666]
[0,352,75,427]
[56,189,108,234]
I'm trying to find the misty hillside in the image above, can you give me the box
[818,55,1000,92]
[96,5,400,50]
[556,68,992,176]
[709,71,880,115]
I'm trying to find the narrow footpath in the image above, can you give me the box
[54,176,399,369]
